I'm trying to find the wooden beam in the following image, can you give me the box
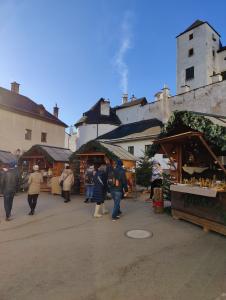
[198,135,226,175]
[154,131,202,144]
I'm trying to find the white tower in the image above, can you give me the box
[176,20,221,94]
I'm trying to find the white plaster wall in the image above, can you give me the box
[217,50,226,73]
[76,124,118,149]
[0,109,65,153]
[176,23,220,94]
[114,140,153,158]
[65,132,77,152]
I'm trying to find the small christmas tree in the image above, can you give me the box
[136,152,153,190]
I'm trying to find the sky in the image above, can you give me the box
[0,0,226,129]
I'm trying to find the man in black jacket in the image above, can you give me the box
[109,160,128,221]
[0,161,19,221]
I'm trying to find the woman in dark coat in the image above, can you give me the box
[93,164,105,218]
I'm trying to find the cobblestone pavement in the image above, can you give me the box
[0,193,226,300]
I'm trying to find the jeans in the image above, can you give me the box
[111,190,122,219]
[28,194,39,212]
[86,185,94,199]
[4,192,15,218]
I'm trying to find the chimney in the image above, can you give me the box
[122,93,128,104]
[53,104,59,118]
[211,73,223,84]
[130,94,137,101]
[11,81,20,94]
[180,85,190,93]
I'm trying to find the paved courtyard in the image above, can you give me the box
[0,193,226,300]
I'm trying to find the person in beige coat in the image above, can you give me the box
[59,164,74,203]
[27,165,43,215]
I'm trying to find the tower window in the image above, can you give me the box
[189,33,193,40]
[186,66,194,81]
[41,132,47,143]
[25,129,32,140]
[212,33,216,41]
[188,48,194,57]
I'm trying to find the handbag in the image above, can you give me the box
[59,173,70,188]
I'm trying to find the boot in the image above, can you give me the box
[93,204,102,218]
[101,203,109,215]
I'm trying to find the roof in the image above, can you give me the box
[97,119,163,141]
[0,86,67,127]
[176,19,221,38]
[72,140,137,161]
[191,111,226,128]
[0,150,17,164]
[22,145,73,162]
[217,45,226,53]
[99,142,137,161]
[114,97,147,110]
[75,98,121,127]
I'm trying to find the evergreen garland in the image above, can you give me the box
[148,111,226,157]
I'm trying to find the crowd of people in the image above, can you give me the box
[0,158,162,222]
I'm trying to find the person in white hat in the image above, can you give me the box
[27,165,43,215]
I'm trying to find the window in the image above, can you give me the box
[212,33,216,41]
[25,129,32,140]
[128,146,134,155]
[185,66,194,81]
[41,132,47,143]
[189,33,193,40]
[188,48,194,57]
[145,145,151,153]
[212,50,215,57]
[221,71,226,81]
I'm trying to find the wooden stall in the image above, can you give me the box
[70,140,137,195]
[19,145,73,192]
[153,111,226,235]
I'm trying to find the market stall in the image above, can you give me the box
[70,140,137,195]
[153,111,226,235]
[19,145,73,192]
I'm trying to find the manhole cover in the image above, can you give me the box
[125,230,153,239]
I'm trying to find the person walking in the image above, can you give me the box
[108,160,128,221]
[27,165,43,215]
[59,164,74,203]
[150,159,163,199]
[0,161,19,221]
[93,164,107,218]
[84,164,95,203]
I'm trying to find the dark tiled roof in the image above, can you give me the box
[114,97,147,110]
[217,45,226,53]
[0,86,67,127]
[75,98,121,127]
[22,145,73,162]
[97,119,163,140]
[0,150,17,164]
[176,19,220,38]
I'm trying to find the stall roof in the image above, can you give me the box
[74,140,137,161]
[99,142,137,161]
[0,150,17,164]
[22,145,73,162]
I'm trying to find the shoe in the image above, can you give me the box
[84,199,89,203]
[64,200,70,203]
[5,217,12,221]
[28,211,34,215]
[93,204,102,218]
[118,210,122,215]
[112,216,120,221]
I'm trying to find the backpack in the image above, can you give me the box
[107,169,121,188]
[85,171,94,185]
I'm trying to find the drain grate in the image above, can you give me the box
[125,229,153,239]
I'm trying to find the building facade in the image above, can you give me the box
[0,82,67,155]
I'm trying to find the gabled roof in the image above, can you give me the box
[176,19,220,38]
[0,150,17,164]
[22,145,72,162]
[114,97,147,110]
[75,98,121,127]
[0,86,67,127]
[73,140,136,161]
[97,119,163,141]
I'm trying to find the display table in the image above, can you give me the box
[170,184,226,236]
